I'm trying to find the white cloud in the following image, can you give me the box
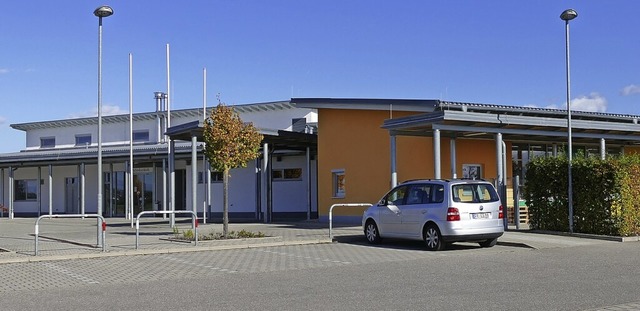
[571,92,607,113]
[621,84,640,96]
[0,68,9,74]
[68,104,125,118]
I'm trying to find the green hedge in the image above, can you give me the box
[523,154,640,236]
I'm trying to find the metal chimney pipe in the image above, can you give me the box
[154,92,164,143]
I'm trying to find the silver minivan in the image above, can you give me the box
[362,179,504,251]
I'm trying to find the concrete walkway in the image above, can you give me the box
[0,217,625,264]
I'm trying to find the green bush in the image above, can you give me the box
[523,153,640,236]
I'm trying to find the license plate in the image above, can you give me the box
[472,213,490,219]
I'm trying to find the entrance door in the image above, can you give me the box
[133,173,154,214]
[65,177,79,214]
[105,171,126,217]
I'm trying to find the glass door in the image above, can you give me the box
[133,173,154,214]
[105,171,126,217]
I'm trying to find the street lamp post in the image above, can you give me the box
[561,8,577,233]
[94,5,113,246]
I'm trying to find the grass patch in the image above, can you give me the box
[172,228,266,241]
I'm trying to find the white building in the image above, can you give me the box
[0,100,318,222]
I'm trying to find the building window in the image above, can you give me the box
[462,164,482,179]
[15,179,38,201]
[332,169,345,198]
[272,168,302,181]
[40,137,55,148]
[75,134,92,146]
[133,130,150,142]
[198,171,223,183]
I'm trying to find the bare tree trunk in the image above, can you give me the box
[223,167,229,237]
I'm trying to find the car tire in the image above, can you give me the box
[364,220,382,244]
[423,224,445,251]
[479,238,498,248]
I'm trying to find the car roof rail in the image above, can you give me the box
[401,178,451,184]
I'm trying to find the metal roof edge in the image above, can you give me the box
[291,98,439,112]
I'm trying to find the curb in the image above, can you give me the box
[0,238,333,265]
[511,229,639,243]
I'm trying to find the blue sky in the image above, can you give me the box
[1,1,640,152]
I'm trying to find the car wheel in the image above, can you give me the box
[364,220,382,244]
[479,238,498,248]
[423,224,445,251]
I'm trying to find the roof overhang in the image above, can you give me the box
[383,110,640,146]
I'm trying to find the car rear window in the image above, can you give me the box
[451,183,499,203]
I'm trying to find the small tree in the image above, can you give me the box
[203,103,263,236]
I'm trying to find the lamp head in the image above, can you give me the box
[94,6,114,18]
[560,9,577,21]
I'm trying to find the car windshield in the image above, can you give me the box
[451,183,499,203]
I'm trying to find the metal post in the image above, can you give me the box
[94,5,113,246]
[600,138,606,160]
[514,175,520,230]
[561,9,578,233]
[191,134,198,226]
[129,53,134,220]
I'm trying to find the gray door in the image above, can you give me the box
[65,177,79,214]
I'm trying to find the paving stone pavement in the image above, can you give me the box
[0,216,627,265]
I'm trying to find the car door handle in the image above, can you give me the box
[421,210,427,214]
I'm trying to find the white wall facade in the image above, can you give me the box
[2,102,318,221]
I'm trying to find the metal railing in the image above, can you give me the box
[35,214,106,256]
[328,203,371,241]
[135,210,198,249]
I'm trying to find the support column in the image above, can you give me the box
[496,133,507,229]
[390,135,397,187]
[450,137,457,178]
[433,129,441,179]
[0,168,3,208]
[162,158,167,220]
[306,146,311,220]
[37,167,42,217]
[261,143,269,223]
[206,157,211,223]
[169,139,176,227]
[81,163,86,215]
[600,138,606,160]
[9,166,14,219]
[48,165,52,216]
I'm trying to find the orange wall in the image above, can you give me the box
[317,108,511,218]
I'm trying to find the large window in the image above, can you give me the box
[332,169,345,198]
[273,168,302,181]
[198,171,223,183]
[15,179,38,201]
[133,130,150,142]
[75,134,92,146]
[40,137,55,148]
